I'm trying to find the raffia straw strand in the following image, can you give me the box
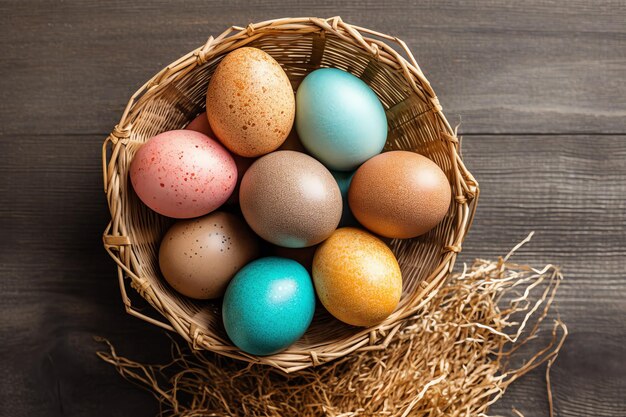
[97,236,566,416]
[546,357,556,417]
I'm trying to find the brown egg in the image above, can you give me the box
[239,151,342,248]
[348,151,451,239]
[159,211,260,299]
[185,112,214,136]
[206,47,295,157]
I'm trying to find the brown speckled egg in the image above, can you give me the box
[239,151,342,248]
[312,227,402,327]
[348,151,451,239]
[159,211,260,299]
[206,47,295,157]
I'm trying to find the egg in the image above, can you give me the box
[331,170,358,227]
[185,112,214,136]
[130,130,237,218]
[222,257,316,355]
[312,227,402,327]
[206,47,295,157]
[184,112,252,205]
[348,151,451,239]
[239,150,342,248]
[296,68,388,171]
[159,211,260,299]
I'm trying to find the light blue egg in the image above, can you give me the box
[222,257,316,356]
[331,170,359,227]
[296,68,388,171]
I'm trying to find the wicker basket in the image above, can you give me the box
[102,16,479,373]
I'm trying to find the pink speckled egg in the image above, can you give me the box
[186,112,253,205]
[130,130,237,218]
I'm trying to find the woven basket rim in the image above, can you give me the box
[102,16,479,373]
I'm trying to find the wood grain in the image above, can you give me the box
[459,135,626,416]
[2,133,625,416]
[1,1,625,416]
[0,0,624,137]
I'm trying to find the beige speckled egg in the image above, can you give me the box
[159,211,260,299]
[348,151,451,239]
[312,227,402,327]
[239,151,342,248]
[206,47,295,157]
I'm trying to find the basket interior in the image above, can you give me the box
[120,30,458,352]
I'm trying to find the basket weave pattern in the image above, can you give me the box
[102,17,478,372]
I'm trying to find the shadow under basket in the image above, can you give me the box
[102,16,479,373]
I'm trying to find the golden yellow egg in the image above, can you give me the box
[312,227,402,327]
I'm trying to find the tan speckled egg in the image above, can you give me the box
[239,151,342,248]
[159,211,260,299]
[348,151,452,239]
[206,47,295,157]
[312,227,402,327]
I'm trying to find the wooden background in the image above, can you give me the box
[1,1,625,416]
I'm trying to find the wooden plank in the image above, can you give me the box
[1,133,625,415]
[460,134,626,416]
[0,0,624,137]
[1,0,625,415]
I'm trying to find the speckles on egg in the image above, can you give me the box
[129,130,237,218]
[159,211,260,299]
[206,47,295,157]
[222,257,316,355]
[239,151,342,248]
[312,227,402,327]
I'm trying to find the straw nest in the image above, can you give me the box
[98,235,567,416]
[102,16,479,372]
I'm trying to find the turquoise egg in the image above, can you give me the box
[331,170,359,227]
[222,257,316,356]
[295,68,388,171]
